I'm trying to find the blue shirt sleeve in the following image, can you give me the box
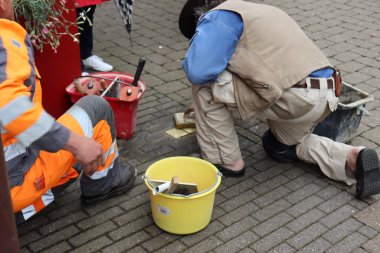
[182,10,243,85]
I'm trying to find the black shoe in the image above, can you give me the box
[214,164,245,177]
[81,163,137,206]
[355,148,380,199]
[262,129,299,163]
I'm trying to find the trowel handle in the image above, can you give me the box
[132,57,146,87]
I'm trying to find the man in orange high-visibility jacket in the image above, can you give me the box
[0,0,136,224]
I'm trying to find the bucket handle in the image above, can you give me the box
[142,173,222,198]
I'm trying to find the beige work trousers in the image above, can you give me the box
[192,78,356,185]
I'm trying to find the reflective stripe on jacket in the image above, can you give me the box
[0,19,70,187]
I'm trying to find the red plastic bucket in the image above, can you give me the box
[65,72,146,139]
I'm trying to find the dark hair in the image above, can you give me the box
[193,0,226,21]
[179,0,226,39]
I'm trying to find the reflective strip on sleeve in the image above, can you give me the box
[41,189,54,206]
[89,149,119,180]
[66,105,94,138]
[20,189,55,221]
[102,139,117,162]
[21,204,36,221]
[3,142,26,161]
[16,111,55,147]
[0,95,33,126]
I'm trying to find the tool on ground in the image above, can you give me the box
[174,107,196,129]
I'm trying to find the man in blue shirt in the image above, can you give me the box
[179,0,380,199]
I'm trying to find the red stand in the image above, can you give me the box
[34,0,81,118]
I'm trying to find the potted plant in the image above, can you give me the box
[13,0,86,52]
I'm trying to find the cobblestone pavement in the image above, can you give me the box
[17,0,380,252]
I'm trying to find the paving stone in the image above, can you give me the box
[29,225,80,252]
[297,238,332,253]
[286,209,325,233]
[109,216,153,241]
[357,225,378,239]
[253,175,289,195]
[216,216,258,242]
[326,232,368,253]
[320,204,358,229]
[286,195,324,218]
[268,243,295,253]
[251,227,295,253]
[69,221,117,247]
[363,235,380,253]
[39,241,72,253]
[355,200,380,231]
[285,183,321,204]
[214,231,259,253]
[253,199,292,222]
[317,191,354,213]
[103,231,151,253]
[156,240,187,253]
[76,207,123,230]
[220,190,258,212]
[322,218,362,244]
[253,212,293,237]
[287,223,329,250]
[254,186,292,208]
[70,236,113,253]
[180,220,225,247]
[219,202,259,226]
[183,236,223,253]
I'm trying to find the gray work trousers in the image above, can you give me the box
[192,77,355,185]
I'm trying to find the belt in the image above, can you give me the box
[293,78,334,89]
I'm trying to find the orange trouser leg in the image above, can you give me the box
[12,95,117,221]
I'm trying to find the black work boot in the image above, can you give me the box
[355,148,380,199]
[81,162,137,206]
[262,129,299,163]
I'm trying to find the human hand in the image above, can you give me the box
[64,131,104,177]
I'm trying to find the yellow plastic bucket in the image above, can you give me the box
[144,156,222,234]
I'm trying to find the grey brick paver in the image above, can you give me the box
[69,221,117,247]
[29,225,80,252]
[326,232,368,253]
[253,199,291,222]
[183,236,223,253]
[214,231,259,253]
[320,204,358,229]
[102,231,151,253]
[219,202,259,226]
[216,216,258,242]
[253,212,293,237]
[70,236,113,253]
[322,218,362,244]
[287,223,329,250]
[297,238,332,253]
[252,227,295,253]
[286,209,325,233]
[180,220,225,246]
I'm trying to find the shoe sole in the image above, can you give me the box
[356,148,380,199]
[81,168,137,206]
[214,164,246,177]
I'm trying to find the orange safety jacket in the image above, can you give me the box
[0,19,70,188]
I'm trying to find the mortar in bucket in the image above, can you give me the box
[313,81,374,143]
[143,156,222,234]
[65,71,146,139]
